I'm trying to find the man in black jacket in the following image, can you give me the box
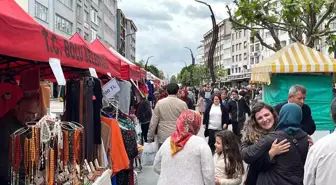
[274,84,316,135]
[227,89,251,138]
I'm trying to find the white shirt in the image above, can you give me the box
[304,133,336,185]
[153,136,215,185]
[208,104,222,130]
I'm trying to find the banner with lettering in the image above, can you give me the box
[0,0,121,78]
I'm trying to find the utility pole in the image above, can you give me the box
[195,0,218,84]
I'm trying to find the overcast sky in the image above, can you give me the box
[119,0,233,78]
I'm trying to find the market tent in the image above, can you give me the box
[0,0,114,75]
[70,33,121,78]
[251,42,336,84]
[140,68,147,80]
[91,39,130,80]
[108,46,141,81]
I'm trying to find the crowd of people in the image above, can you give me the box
[139,82,336,185]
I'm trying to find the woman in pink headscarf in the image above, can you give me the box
[153,110,215,185]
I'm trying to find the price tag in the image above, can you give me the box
[107,72,112,78]
[49,58,66,85]
[102,78,120,99]
[89,68,98,78]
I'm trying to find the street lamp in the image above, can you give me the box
[184,47,195,86]
[145,56,154,70]
[195,0,218,83]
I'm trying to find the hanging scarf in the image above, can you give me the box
[170,110,201,155]
[276,103,302,135]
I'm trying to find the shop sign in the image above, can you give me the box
[89,68,98,78]
[102,78,120,99]
[49,58,66,85]
[41,28,108,69]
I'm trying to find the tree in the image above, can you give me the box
[170,75,178,83]
[177,64,210,87]
[134,60,164,79]
[226,0,336,52]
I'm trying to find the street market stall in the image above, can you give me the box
[251,42,336,131]
[0,1,142,184]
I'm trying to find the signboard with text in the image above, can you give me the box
[102,78,120,99]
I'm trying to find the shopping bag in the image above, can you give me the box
[141,142,158,166]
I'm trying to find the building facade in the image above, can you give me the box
[196,41,205,65]
[15,0,118,48]
[203,19,232,82]
[228,29,250,86]
[125,18,137,62]
[116,9,126,57]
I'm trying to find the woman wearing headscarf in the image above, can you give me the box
[153,110,215,185]
[242,103,309,185]
[180,88,193,109]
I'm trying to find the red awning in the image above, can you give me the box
[0,0,114,75]
[140,68,147,80]
[90,39,128,80]
[130,65,140,81]
[120,61,130,80]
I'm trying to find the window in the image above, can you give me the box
[232,56,235,62]
[76,28,81,34]
[239,54,242,61]
[76,5,81,21]
[97,17,101,26]
[239,31,242,38]
[84,11,89,23]
[244,53,247,59]
[232,33,234,40]
[250,57,254,65]
[232,45,234,52]
[239,43,242,50]
[236,55,238,62]
[90,28,97,41]
[84,32,89,41]
[236,32,238,39]
[255,43,260,51]
[244,41,247,48]
[256,56,260,64]
[280,40,287,47]
[58,0,73,9]
[35,2,48,22]
[250,45,254,52]
[91,8,98,24]
[236,44,238,51]
[55,14,72,34]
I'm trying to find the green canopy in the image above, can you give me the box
[263,74,335,130]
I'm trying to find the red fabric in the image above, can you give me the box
[0,83,23,117]
[120,61,130,80]
[129,65,140,81]
[140,68,147,80]
[170,110,201,156]
[0,0,120,77]
[20,67,40,93]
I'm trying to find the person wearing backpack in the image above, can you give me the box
[135,97,152,143]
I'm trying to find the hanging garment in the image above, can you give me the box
[116,129,138,185]
[146,80,153,101]
[0,83,23,118]
[101,116,129,176]
[115,81,132,114]
[93,78,102,144]
[86,78,94,161]
[38,81,50,118]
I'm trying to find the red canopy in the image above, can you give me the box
[90,39,130,80]
[0,0,115,75]
[105,44,140,80]
[140,68,147,80]
[70,33,121,78]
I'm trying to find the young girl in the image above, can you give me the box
[214,130,244,185]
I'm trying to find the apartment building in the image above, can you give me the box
[125,18,137,62]
[229,29,250,86]
[196,41,205,65]
[16,0,118,48]
[116,9,126,57]
[203,19,232,81]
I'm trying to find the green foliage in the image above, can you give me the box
[177,64,210,87]
[133,60,144,68]
[170,75,178,83]
[134,59,164,79]
[227,0,336,52]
